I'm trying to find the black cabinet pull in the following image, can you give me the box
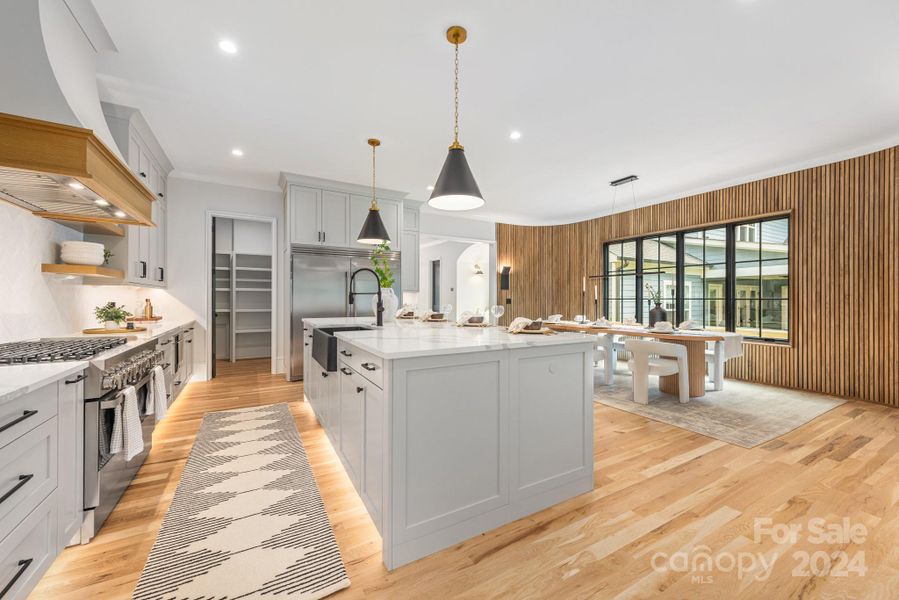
[356,386,364,393]
[0,558,33,598]
[321,372,328,378]
[158,267,164,281]
[187,340,192,344]
[0,474,34,505]
[323,231,326,243]
[65,373,86,384]
[174,381,182,386]
[361,362,377,371]
[304,343,309,347]
[340,350,352,357]
[139,171,147,178]
[160,340,171,345]
[157,192,164,198]
[340,368,352,376]
[0,410,37,434]
[140,261,147,278]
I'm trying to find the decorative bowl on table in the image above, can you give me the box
[523,320,543,331]
[467,316,484,324]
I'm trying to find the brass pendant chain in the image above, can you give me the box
[452,42,461,149]
[371,143,377,210]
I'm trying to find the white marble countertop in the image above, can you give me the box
[303,317,595,359]
[0,319,196,403]
[0,361,88,403]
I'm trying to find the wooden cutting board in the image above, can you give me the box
[82,326,146,334]
[127,316,163,322]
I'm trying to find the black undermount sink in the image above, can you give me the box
[313,326,371,372]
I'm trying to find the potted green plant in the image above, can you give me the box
[94,301,131,330]
[371,242,398,322]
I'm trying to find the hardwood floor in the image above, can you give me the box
[30,359,899,599]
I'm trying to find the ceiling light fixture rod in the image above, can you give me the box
[609,175,639,187]
[369,138,380,210]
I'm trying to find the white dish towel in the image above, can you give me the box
[109,386,144,461]
[150,365,168,422]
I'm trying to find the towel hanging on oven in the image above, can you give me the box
[150,365,167,422]
[108,385,144,461]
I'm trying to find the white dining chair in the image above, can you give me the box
[593,333,616,385]
[625,339,690,404]
[704,341,724,391]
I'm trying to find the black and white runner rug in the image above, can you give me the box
[133,403,350,600]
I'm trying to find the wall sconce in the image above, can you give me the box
[473,263,484,275]
[500,265,511,290]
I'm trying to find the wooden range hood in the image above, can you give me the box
[0,112,154,235]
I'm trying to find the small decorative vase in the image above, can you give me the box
[104,321,121,330]
[372,287,398,323]
[648,303,667,327]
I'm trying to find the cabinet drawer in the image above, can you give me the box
[0,384,56,450]
[336,342,383,389]
[0,492,57,600]
[0,419,57,544]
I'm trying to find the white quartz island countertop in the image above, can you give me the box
[303,317,595,360]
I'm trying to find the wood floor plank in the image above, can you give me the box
[29,359,898,599]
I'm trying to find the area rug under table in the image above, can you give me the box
[595,375,847,448]
[133,403,350,600]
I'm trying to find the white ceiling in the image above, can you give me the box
[92,0,899,225]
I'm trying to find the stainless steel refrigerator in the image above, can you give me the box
[289,246,401,380]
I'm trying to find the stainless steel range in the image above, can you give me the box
[0,336,170,542]
[0,337,127,364]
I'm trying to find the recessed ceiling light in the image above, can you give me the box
[218,39,238,54]
[509,130,522,141]
[231,148,244,157]
[113,210,126,218]
[94,199,110,207]
[426,185,434,191]
[68,181,85,190]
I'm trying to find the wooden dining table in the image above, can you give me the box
[545,322,726,398]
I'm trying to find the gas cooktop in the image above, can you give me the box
[0,337,128,365]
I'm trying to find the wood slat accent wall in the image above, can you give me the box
[496,146,899,406]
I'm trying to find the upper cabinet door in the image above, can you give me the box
[401,231,419,292]
[127,134,141,173]
[378,200,400,251]
[155,202,167,284]
[348,195,372,249]
[290,186,322,245]
[320,191,349,247]
[403,207,419,232]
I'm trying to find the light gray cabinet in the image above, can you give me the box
[401,231,419,292]
[56,375,83,550]
[338,367,364,487]
[289,186,321,245]
[89,103,171,288]
[361,378,384,531]
[0,367,86,599]
[288,186,350,246]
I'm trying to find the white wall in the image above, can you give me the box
[0,201,191,342]
[165,176,284,378]
[418,211,496,242]
[455,242,490,316]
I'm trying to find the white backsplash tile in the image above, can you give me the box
[0,202,192,342]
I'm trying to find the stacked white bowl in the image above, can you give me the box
[60,241,105,266]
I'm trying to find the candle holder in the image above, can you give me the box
[594,298,599,321]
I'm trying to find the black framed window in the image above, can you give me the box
[602,215,790,342]
[604,240,639,322]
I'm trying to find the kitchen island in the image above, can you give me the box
[302,317,596,569]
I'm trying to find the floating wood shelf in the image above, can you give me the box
[41,263,124,279]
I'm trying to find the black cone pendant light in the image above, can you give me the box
[356,138,391,245]
[428,25,485,211]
